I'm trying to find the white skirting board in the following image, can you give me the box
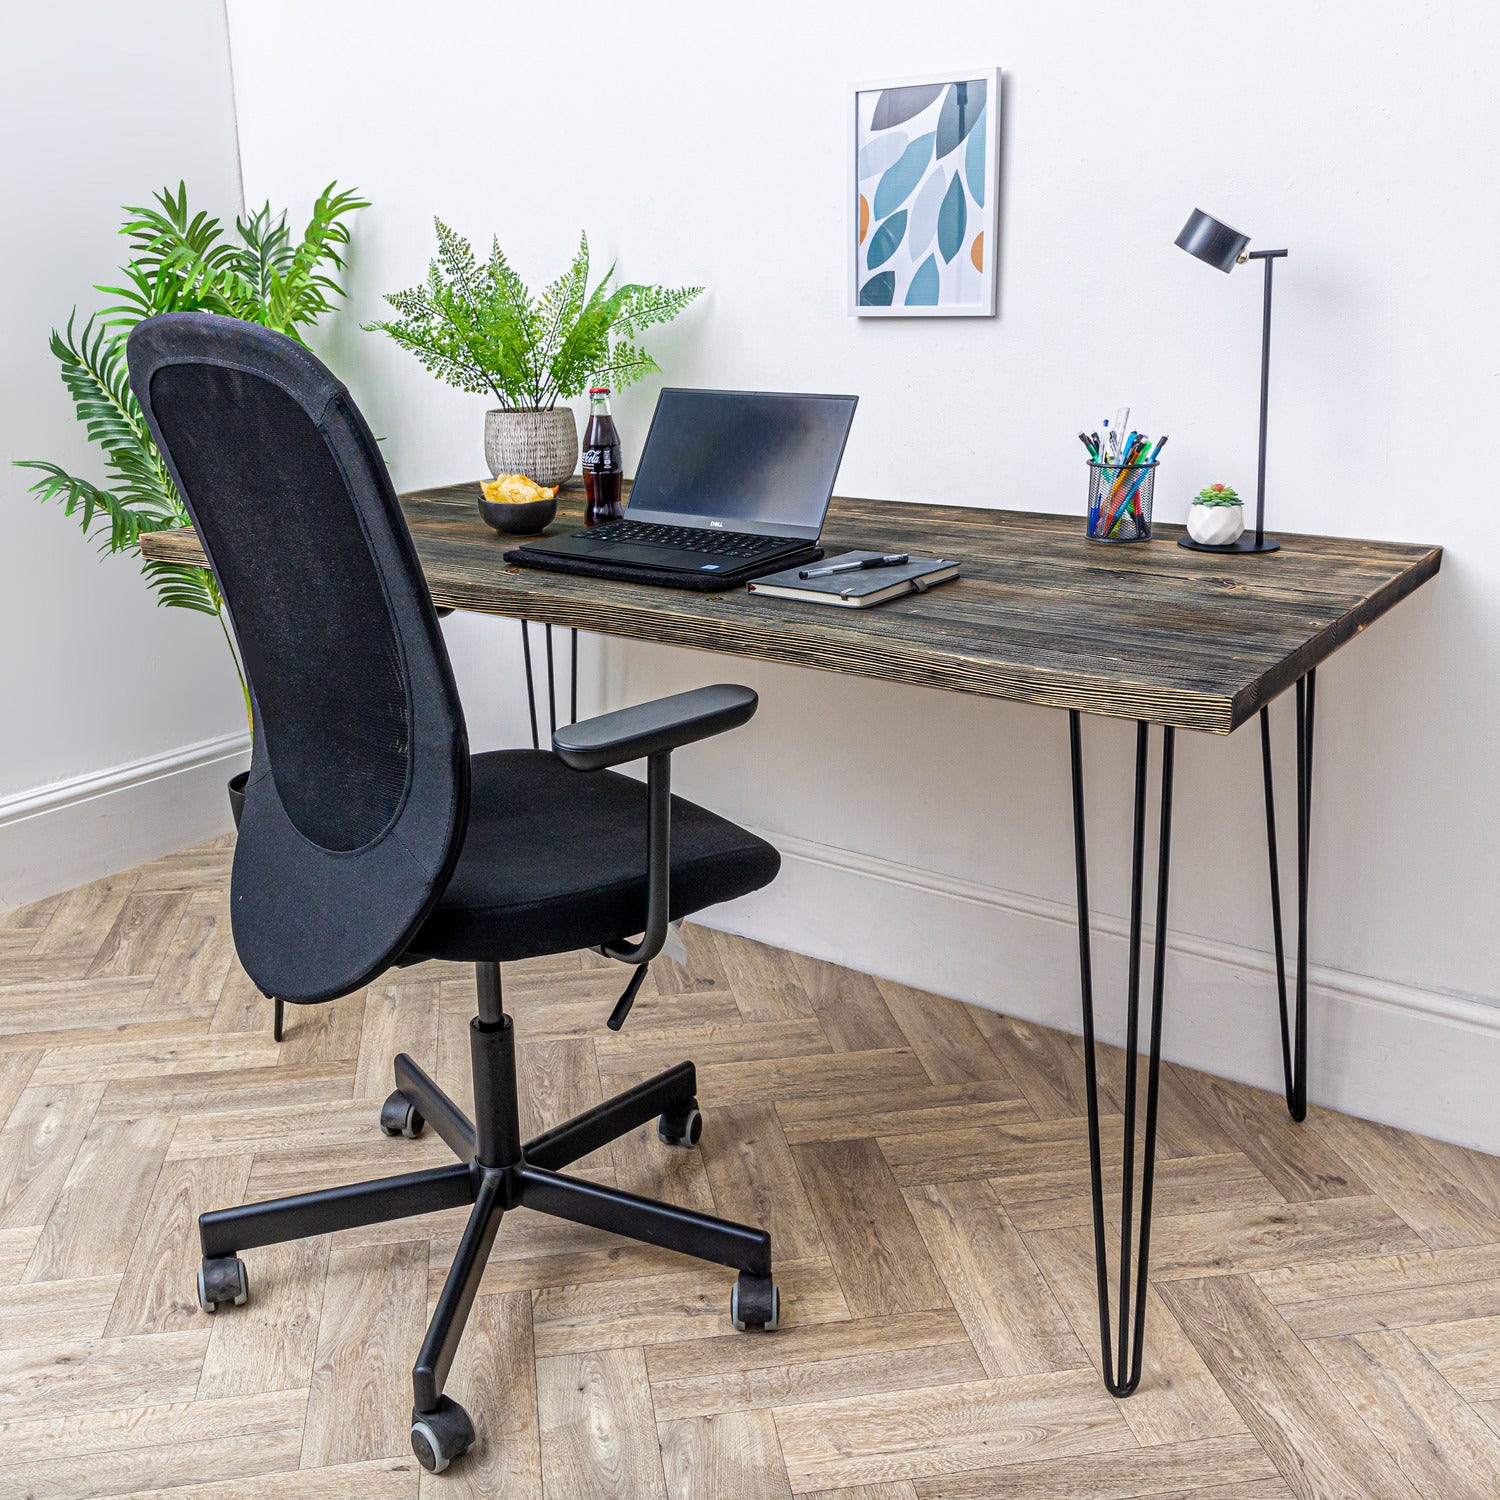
[705,829,1500,1156]
[0,732,251,910]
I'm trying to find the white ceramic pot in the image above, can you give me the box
[1187,501,1245,547]
[483,408,579,488]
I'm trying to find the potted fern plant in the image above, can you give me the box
[368,219,702,488]
[16,180,368,734]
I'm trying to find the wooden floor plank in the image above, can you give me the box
[1028,1221,1247,1448]
[1407,1314,1500,1402]
[700,1102,826,1262]
[1308,1328,1500,1499]
[516,1036,605,1146]
[966,1011,1092,1120]
[197,1234,329,1399]
[31,873,138,959]
[24,1114,172,1281]
[659,1408,794,1500]
[773,1369,1135,1491]
[353,976,441,1101]
[0,1272,122,1346]
[87,889,192,980]
[433,1291,543,1500]
[301,1238,428,1466]
[789,952,906,1053]
[875,979,1019,1087]
[710,931,816,1024]
[647,1309,985,1422]
[906,1433,1280,1498]
[105,1458,419,1500]
[1177,1076,1368,1203]
[1253,1242,1500,1338]
[775,1079,1030,1147]
[904,1178,1088,1377]
[1306,1109,1500,1249]
[0,1328,210,1417]
[0,1081,106,1230]
[537,1346,667,1500]
[0,1388,309,1500]
[1161,1273,1425,1499]
[993,1151,1282,1236]
[106,1153,253,1337]
[792,1138,949,1318]
[531,1255,849,1357]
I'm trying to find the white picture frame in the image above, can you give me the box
[849,67,1001,317]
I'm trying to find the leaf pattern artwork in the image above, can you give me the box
[855,76,995,312]
[870,82,943,130]
[937,173,967,263]
[866,211,908,270]
[936,80,986,158]
[905,254,939,306]
[965,110,988,207]
[858,130,908,180]
[872,132,935,219]
[906,169,947,259]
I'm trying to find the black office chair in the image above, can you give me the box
[127,313,783,1475]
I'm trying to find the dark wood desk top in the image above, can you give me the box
[141,481,1440,735]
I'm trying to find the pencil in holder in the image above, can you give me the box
[1087,460,1157,543]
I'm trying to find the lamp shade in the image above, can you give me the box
[1175,208,1250,272]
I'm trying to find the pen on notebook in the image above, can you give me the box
[800,554,909,579]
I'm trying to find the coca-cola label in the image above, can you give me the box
[582,445,620,473]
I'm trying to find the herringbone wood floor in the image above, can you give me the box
[4,839,1500,1498]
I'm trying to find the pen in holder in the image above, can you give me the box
[1087,459,1157,543]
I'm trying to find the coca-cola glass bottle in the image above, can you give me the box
[582,386,624,526]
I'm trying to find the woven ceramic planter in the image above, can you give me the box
[483,408,578,488]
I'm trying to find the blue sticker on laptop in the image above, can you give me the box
[701,563,720,570]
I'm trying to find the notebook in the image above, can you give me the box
[746,551,959,609]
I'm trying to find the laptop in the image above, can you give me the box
[510,387,857,589]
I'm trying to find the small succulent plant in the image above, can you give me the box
[1194,482,1241,508]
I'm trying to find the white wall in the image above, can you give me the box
[0,2,250,898]
[22,1,1493,1138]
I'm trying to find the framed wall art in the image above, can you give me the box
[850,68,1001,317]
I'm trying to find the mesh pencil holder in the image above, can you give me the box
[1087,460,1158,543]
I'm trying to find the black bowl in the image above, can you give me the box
[478,492,557,536]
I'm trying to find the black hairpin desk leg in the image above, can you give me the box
[1261,668,1316,1121]
[1069,712,1175,1397]
[520,622,580,749]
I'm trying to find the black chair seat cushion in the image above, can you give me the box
[408,751,780,963]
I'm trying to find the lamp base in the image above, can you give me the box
[1177,534,1281,554]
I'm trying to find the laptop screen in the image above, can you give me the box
[625,388,858,539]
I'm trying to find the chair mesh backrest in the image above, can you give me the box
[128,313,469,1002]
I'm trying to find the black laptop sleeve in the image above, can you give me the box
[504,544,823,592]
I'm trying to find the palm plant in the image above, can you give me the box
[16,181,368,727]
[367,218,702,410]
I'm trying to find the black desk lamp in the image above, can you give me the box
[1175,207,1287,554]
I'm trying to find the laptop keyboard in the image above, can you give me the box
[578,520,800,560]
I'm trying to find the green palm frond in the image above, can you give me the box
[369,221,702,411]
[15,179,366,731]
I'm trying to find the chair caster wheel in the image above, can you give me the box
[380,1091,425,1139]
[658,1099,702,1148]
[197,1255,248,1313]
[731,1272,779,1331]
[411,1396,475,1474]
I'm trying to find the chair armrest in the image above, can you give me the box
[552,684,758,772]
[551,684,757,974]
